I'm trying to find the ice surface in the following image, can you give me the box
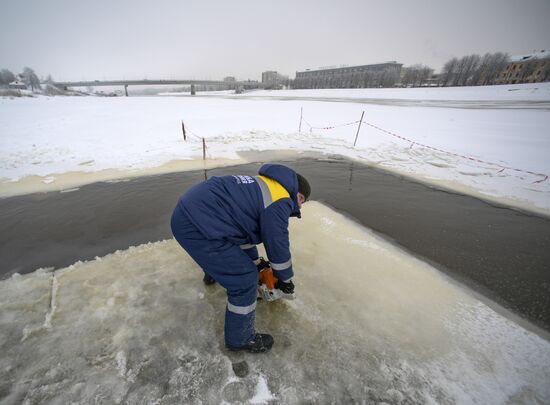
[1,202,549,404]
[1,84,550,215]
[168,83,550,101]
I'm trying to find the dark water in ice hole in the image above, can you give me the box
[0,157,549,332]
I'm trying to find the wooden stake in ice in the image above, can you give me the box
[353,111,365,147]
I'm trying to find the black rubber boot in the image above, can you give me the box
[203,273,216,285]
[226,333,274,353]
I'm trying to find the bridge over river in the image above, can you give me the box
[53,79,261,95]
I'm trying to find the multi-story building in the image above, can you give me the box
[497,50,550,84]
[294,62,402,89]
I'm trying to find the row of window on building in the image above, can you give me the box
[293,62,402,89]
[496,51,550,84]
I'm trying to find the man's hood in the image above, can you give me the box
[258,164,301,218]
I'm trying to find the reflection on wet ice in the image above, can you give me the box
[0,202,549,404]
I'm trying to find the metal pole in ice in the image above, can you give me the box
[353,111,365,147]
[299,107,303,133]
[182,121,186,141]
[202,138,206,160]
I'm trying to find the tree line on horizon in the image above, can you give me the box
[439,52,511,87]
[0,67,54,91]
[399,52,514,87]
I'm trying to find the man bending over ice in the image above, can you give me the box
[170,164,311,353]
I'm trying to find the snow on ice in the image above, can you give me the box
[1,83,550,215]
[1,202,549,404]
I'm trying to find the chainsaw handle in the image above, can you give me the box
[256,257,270,271]
[259,267,278,290]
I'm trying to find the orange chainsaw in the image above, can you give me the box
[258,263,295,302]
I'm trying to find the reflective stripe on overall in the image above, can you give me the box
[255,176,293,278]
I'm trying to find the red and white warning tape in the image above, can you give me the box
[183,117,548,184]
[303,118,360,131]
[362,121,548,184]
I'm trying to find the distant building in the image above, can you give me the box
[261,71,278,83]
[8,80,27,90]
[224,76,236,82]
[294,62,402,89]
[496,50,550,84]
[261,71,288,89]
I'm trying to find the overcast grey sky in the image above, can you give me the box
[1,0,549,81]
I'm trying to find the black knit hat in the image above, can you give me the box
[296,173,311,201]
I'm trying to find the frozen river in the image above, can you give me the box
[1,158,550,404]
[191,93,550,110]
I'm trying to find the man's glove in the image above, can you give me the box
[275,279,295,294]
[256,257,270,271]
